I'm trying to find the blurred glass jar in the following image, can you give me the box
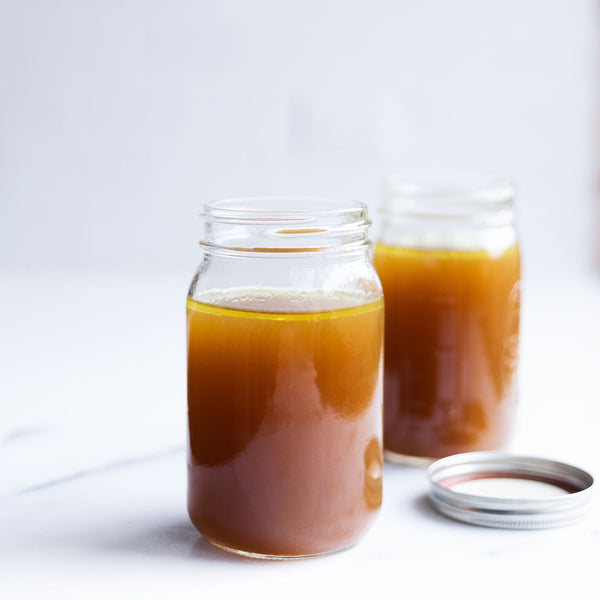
[373,177,520,464]
[186,198,384,559]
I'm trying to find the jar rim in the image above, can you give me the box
[202,197,368,221]
[382,175,516,201]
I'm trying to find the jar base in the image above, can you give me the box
[384,449,436,467]
[205,537,358,561]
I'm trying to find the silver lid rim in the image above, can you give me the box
[427,451,594,529]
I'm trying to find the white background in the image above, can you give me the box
[1,0,598,277]
[1,1,600,598]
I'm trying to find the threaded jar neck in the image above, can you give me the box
[200,197,371,255]
[381,176,516,224]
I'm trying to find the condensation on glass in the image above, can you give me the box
[373,177,520,465]
[187,198,384,559]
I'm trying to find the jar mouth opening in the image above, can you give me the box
[203,197,368,223]
[381,175,516,219]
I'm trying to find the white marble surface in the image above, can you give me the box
[1,269,599,598]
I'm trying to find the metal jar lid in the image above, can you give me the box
[427,452,594,529]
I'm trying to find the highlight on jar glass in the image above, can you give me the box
[373,176,520,465]
[186,197,384,559]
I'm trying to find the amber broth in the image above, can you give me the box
[186,294,383,557]
[373,244,520,460]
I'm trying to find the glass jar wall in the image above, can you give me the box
[373,178,520,465]
[187,198,384,559]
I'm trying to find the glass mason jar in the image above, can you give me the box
[186,198,384,559]
[373,177,520,465]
